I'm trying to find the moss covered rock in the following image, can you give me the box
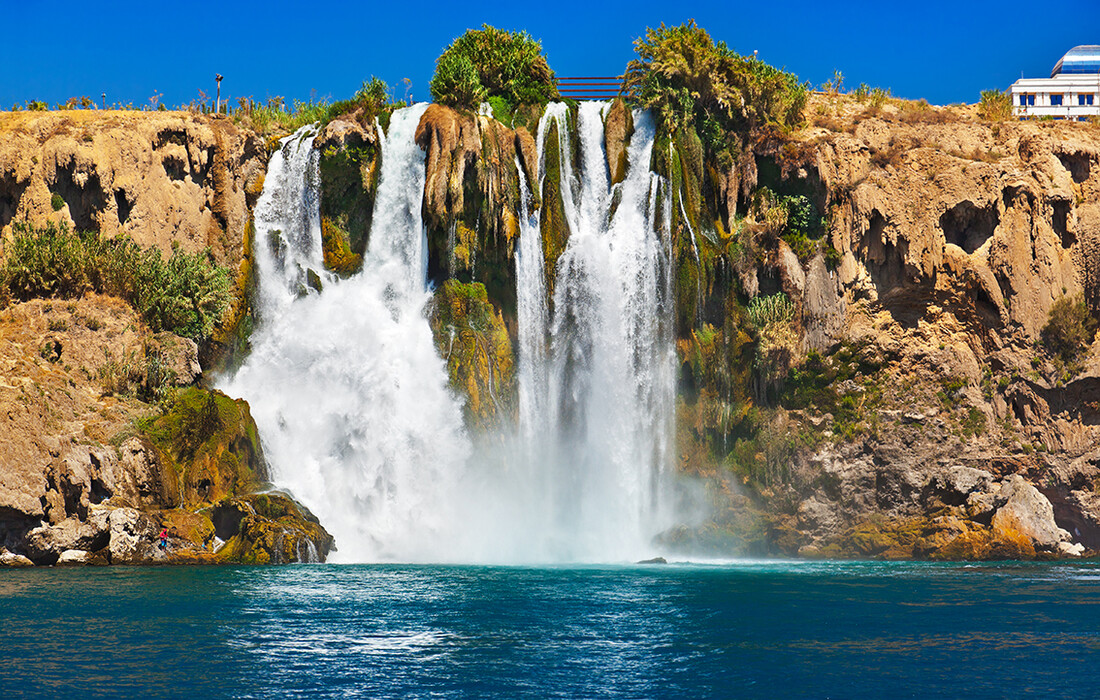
[317,127,379,274]
[430,280,515,430]
[415,105,524,325]
[138,387,268,509]
[212,493,333,564]
[539,120,570,298]
[321,216,363,276]
[604,98,635,186]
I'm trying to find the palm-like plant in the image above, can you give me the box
[624,21,807,146]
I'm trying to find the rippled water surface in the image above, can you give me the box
[3,561,1099,698]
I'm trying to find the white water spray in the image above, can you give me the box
[518,102,676,559]
[222,107,470,562]
[225,102,679,563]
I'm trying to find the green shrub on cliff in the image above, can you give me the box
[1041,294,1097,368]
[325,77,399,126]
[624,20,808,156]
[430,25,558,109]
[237,79,399,138]
[978,89,1013,122]
[237,96,331,137]
[747,293,798,402]
[2,221,231,342]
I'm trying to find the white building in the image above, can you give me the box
[1010,45,1100,120]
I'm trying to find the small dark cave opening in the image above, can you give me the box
[115,189,134,225]
[1056,152,1092,185]
[940,200,998,254]
[1052,200,1074,248]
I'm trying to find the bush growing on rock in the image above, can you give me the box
[1041,294,1097,368]
[2,221,232,342]
[325,77,399,128]
[747,293,797,401]
[978,89,1013,122]
[429,24,558,110]
[624,20,807,159]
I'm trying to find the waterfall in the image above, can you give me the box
[221,107,470,562]
[514,102,675,559]
[250,125,326,313]
[515,159,550,446]
[224,101,678,564]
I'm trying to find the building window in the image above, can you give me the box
[1080,94,1095,106]
[1027,94,1035,106]
[1051,94,1063,106]
[1020,93,1035,106]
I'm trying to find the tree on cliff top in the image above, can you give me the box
[429,25,559,109]
[624,21,807,154]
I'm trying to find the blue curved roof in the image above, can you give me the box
[1052,45,1100,77]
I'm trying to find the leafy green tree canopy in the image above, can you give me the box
[624,21,808,150]
[429,24,558,109]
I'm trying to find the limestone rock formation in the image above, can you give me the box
[414,104,526,293]
[989,475,1071,548]
[0,292,320,565]
[0,111,266,268]
[670,96,1100,559]
[604,99,634,186]
[211,494,334,564]
[429,280,515,429]
[8,94,1100,563]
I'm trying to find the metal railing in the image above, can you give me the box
[555,77,623,100]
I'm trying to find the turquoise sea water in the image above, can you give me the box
[2,560,1098,698]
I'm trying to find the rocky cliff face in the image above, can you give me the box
[0,111,331,566]
[0,111,267,265]
[299,97,1100,559]
[414,97,1100,559]
[6,97,1100,565]
[699,97,1100,558]
[0,293,333,566]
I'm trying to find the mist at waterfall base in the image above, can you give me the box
[221,103,701,563]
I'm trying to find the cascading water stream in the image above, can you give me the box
[536,102,673,556]
[221,106,470,562]
[224,101,682,563]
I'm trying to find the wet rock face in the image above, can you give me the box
[0,111,266,268]
[0,497,330,566]
[604,99,633,186]
[212,494,334,564]
[414,104,524,305]
[429,280,516,430]
[138,387,269,510]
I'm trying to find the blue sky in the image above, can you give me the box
[3,0,1099,109]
